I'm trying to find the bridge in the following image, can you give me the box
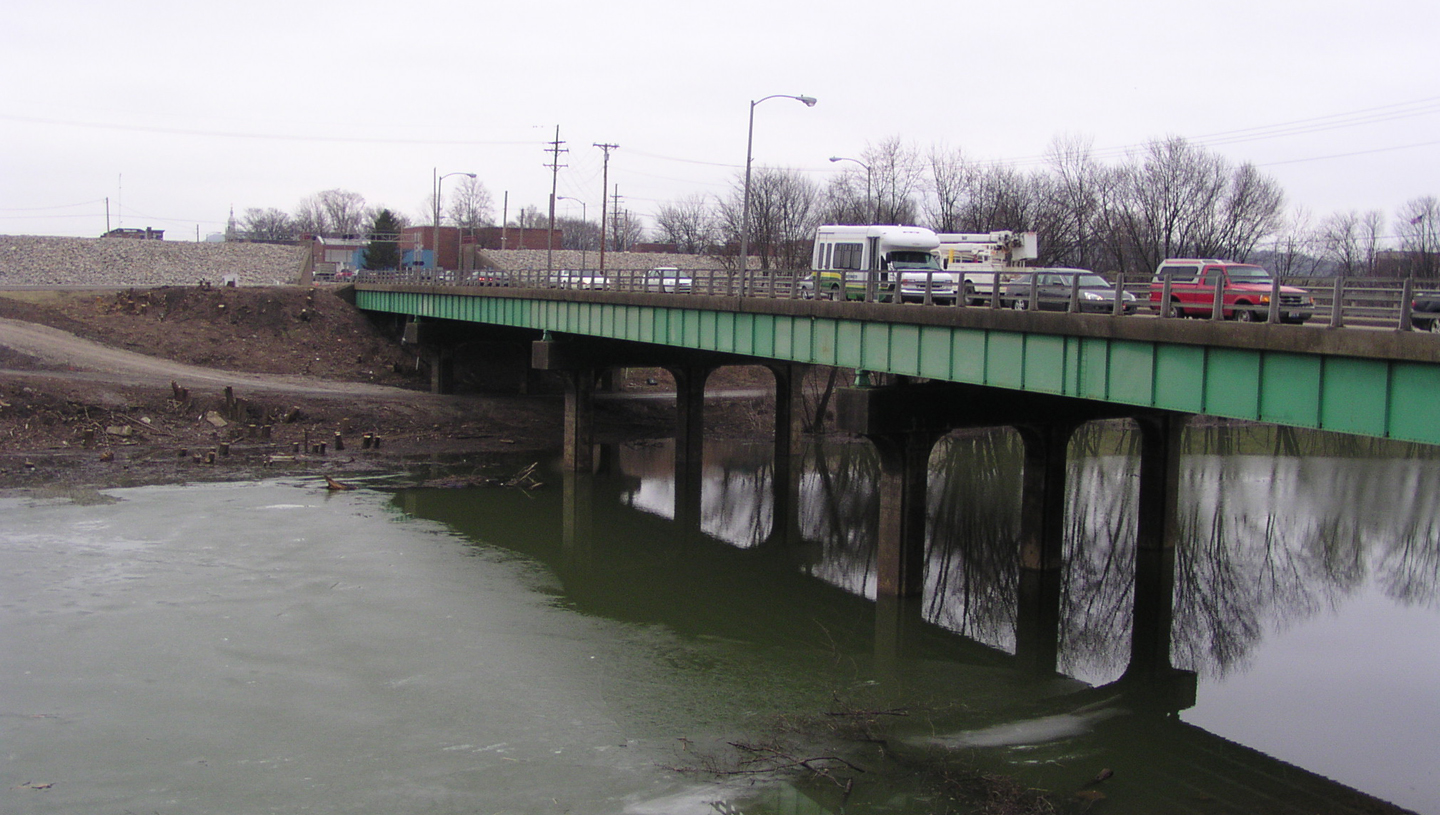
[354,275,1438,590]
[359,278,1427,813]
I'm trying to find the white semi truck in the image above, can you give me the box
[935,231,1039,304]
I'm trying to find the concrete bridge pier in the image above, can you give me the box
[866,428,945,598]
[1126,413,1190,686]
[559,367,598,473]
[667,363,716,530]
[402,319,456,394]
[762,363,808,548]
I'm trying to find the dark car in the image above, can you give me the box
[1002,269,1137,313]
[1413,293,1440,332]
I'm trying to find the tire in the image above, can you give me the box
[1236,302,1257,322]
[1012,299,1028,311]
[964,283,979,306]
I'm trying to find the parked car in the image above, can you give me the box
[1001,269,1136,313]
[547,269,607,289]
[1413,293,1440,331]
[643,267,692,294]
[1149,259,1314,323]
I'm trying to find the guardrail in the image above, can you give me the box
[349,267,1440,333]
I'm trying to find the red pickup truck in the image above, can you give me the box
[1149,259,1314,323]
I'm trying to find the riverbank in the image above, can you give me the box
[0,285,773,492]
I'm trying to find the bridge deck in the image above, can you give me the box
[355,284,1440,446]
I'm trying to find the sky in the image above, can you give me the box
[3,0,1438,241]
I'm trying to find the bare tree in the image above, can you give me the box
[556,216,601,251]
[292,195,330,236]
[1042,135,1118,270]
[862,136,924,224]
[510,205,546,229]
[1395,196,1440,279]
[315,189,368,237]
[820,173,872,225]
[240,207,295,241]
[720,167,821,270]
[1318,210,1366,276]
[1105,137,1283,273]
[654,194,719,253]
[925,145,972,233]
[447,176,494,231]
[1262,207,1322,276]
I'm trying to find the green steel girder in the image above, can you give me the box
[356,287,1440,446]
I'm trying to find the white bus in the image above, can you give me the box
[810,225,957,302]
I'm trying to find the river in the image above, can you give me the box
[2,421,1437,814]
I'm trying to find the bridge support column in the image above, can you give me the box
[866,429,943,598]
[669,364,715,530]
[560,368,597,473]
[1013,421,1078,674]
[765,363,808,547]
[402,319,456,395]
[1015,421,1079,571]
[1127,413,1189,682]
[427,346,455,395]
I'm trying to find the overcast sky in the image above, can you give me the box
[3,0,1437,241]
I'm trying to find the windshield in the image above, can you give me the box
[1053,273,1111,288]
[1224,265,1272,282]
[888,251,943,270]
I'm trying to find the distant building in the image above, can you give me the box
[102,227,164,240]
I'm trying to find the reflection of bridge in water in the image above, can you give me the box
[402,429,1429,813]
[363,284,1432,812]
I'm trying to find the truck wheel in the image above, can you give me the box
[1011,299,1027,310]
[964,283,979,305]
[1428,317,1440,333]
[1236,302,1257,322]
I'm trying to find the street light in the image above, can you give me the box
[556,196,588,272]
[740,94,816,293]
[433,169,476,271]
[829,156,875,224]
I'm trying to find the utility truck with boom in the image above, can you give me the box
[935,231,1039,304]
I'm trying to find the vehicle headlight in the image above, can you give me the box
[1083,291,1103,300]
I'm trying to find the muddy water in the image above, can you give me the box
[0,480,823,814]
[4,423,1439,814]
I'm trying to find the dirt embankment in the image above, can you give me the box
[0,286,771,491]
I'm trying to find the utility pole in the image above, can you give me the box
[544,126,568,274]
[593,143,618,272]
[611,187,625,253]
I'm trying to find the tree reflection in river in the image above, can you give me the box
[773,420,1440,686]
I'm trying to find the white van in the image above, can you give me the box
[810,225,956,302]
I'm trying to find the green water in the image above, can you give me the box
[3,422,1437,813]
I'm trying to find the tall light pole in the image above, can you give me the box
[556,196,588,272]
[740,94,816,293]
[829,156,875,224]
[433,169,475,270]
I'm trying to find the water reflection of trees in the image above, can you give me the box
[796,421,1440,683]
[924,431,1025,651]
[624,420,1440,682]
[798,440,881,595]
